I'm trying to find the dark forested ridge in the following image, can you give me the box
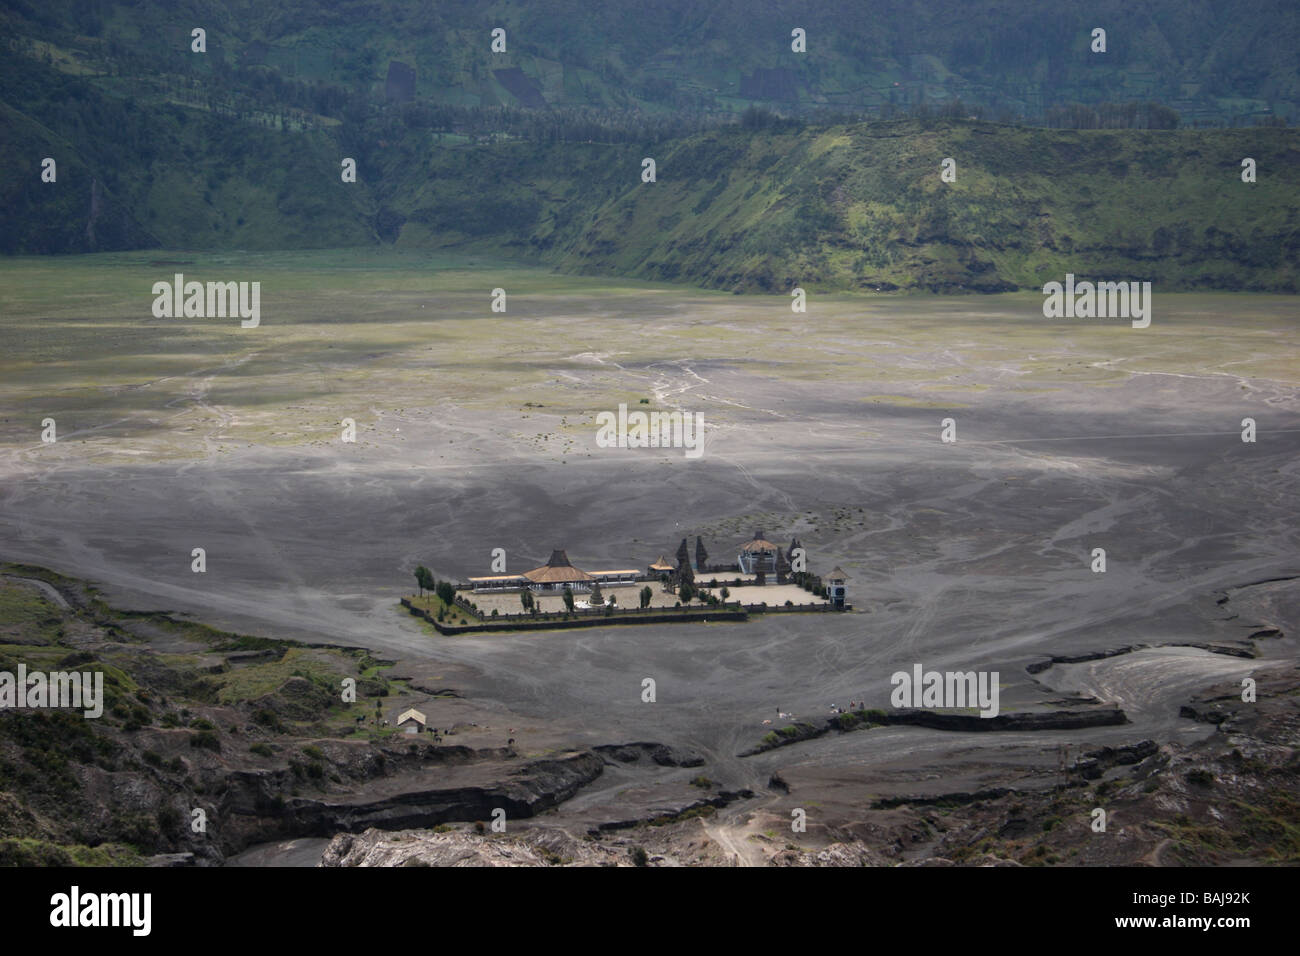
[5,0,1295,126]
[1,0,1297,291]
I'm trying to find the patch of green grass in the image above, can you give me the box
[0,581,65,644]
[0,838,146,866]
[211,647,342,704]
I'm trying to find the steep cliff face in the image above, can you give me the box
[222,751,606,851]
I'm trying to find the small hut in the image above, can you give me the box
[397,708,427,734]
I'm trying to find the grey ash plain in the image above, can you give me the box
[2,271,1297,860]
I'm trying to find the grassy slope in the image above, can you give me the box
[394,121,1300,292]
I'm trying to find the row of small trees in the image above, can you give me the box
[677,582,730,606]
[413,565,454,605]
[513,582,727,617]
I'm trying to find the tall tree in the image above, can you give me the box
[640,585,653,609]
[562,585,575,613]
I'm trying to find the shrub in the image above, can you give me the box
[629,846,649,866]
[1186,768,1214,787]
[249,743,274,757]
[156,805,183,839]
[189,730,220,752]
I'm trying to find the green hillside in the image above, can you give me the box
[544,123,1300,292]
[1,1,1297,291]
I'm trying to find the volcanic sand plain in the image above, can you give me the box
[1,250,1297,844]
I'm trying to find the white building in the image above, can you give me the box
[826,567,849,608]
[468,549,637,593]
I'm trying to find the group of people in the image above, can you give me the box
[764,700,870,724]
[830,700,866,714]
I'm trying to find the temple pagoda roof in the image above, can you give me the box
[523,549,596,584]
[739,529,779,552]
